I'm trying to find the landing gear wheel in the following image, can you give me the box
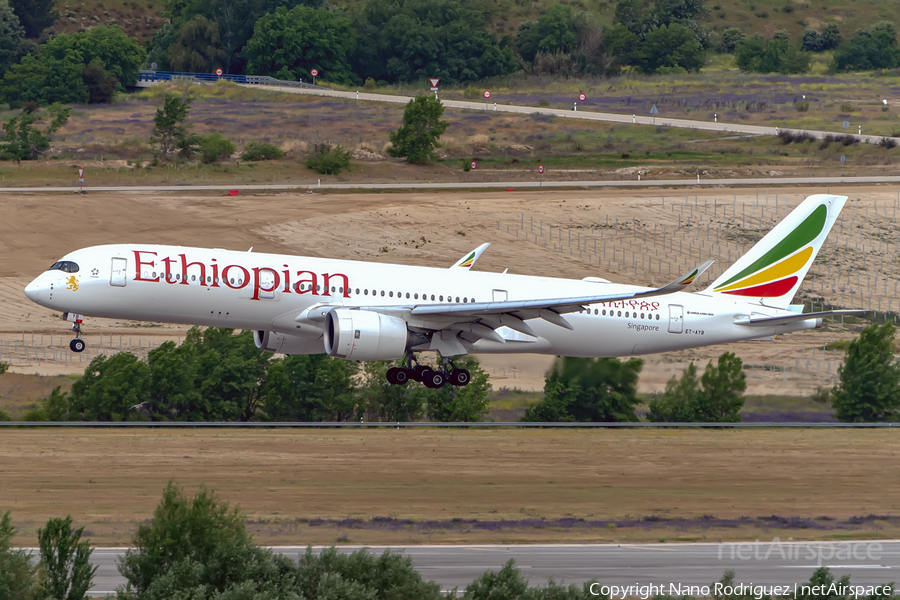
[69,339,86,353]
[393,368,410,385]
[449,368,471,386]
[423,370,446,389]
[411,365,430,382]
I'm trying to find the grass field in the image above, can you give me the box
[2,428,898,546]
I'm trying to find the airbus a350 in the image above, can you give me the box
[24,194,860,388]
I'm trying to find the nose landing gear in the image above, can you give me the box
[385,354,470,389]
[63,312,86,353]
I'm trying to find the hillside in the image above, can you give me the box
[49,0,900,53]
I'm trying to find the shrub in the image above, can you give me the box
[795,99,810,112]
[840,101,854,112]
[363,77,376,89]
[304,142,351,174]
[198,132,235,164]
[538,98,549,107]
[879,136,898,148]
[241,141,285,161]
[819,134,837,149]
[841,134,855,146]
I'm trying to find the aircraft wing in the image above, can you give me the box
[734,309,866,327]
[412,259,713,321]
[450,243,490,269]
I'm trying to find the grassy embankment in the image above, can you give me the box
[3,70,900,187]
[2,427,898,546]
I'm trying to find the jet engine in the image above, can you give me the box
[324,309,410,361]
[253,330,324,355]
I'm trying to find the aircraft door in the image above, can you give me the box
[110,257,127,287]
[668,304,683,333]
[258,269,276,299]
[492,289,508,302]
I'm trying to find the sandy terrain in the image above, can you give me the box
[3,428,899,546]
[1,185,895,394]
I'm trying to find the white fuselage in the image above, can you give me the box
[24,244,819,357]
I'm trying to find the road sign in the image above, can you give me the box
[578,93,586,102]
[78,168,84,178]
[150,62,158,70]
[470,161,477,170]
[215,68,223,76]
[650,104,659,114]
[842,120,850,130]
[840,154,846,164]
[311,69,319,77]
[429,78,440,88]
[483,90,491,99]
[538,165,544,174]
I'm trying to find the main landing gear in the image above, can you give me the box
[64,312,86,353]
[386,355,470,389]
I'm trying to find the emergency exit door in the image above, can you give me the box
[668,304,683,333]
[110,257,127,287]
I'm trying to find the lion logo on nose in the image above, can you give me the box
[65,276,79,291]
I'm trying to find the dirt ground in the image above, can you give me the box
[1,185,894,395]
[2,428,898,546]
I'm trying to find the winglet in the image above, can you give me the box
[451,243,490,269]
[648,259,715,296]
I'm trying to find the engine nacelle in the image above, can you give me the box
[324,309,409,361]
[253,330,324,355]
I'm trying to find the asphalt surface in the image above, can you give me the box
[245,85,896,144]
[81,541,900,596]
[4,175,900,193]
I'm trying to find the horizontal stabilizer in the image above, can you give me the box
[734,309,865,327]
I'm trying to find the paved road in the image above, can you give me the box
[4,175,900,193]
[249,84,896,144]
[82,541,900,596]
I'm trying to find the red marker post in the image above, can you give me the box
[483,90,491,110]
[538,164,544,187]
[311,68,319,85]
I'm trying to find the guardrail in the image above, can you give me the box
[0,421,894,427]
[136,70,329,90]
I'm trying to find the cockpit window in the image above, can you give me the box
[48,261,80,273]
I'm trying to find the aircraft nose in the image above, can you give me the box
[24,275,48,303]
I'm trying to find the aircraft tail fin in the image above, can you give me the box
[705,194,847,309]
[451,243,490,269]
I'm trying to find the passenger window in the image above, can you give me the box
[439,295,444,301]
[414,293,418,299]
[381,291,385,296]
[617,311,622,317]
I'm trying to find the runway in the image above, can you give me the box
[85,541,900,596]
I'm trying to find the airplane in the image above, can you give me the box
[24,193,862,389]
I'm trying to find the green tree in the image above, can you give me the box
[9,0,54,37]
[82,60,118,104]
[633,23,704,73]
[356,361,423,422]
[43,386,70,421]
[68,353,151,421]
[423,357,491,422]
[735,36,810,73]
[615,0,709,45]
[245,5,357,84]
[831,22,900,72]
[264,353,359,421]
[349,0,516,84]
[388,96,449,164]
[167,14,227,72]
[1,53,88,107]
[647,352,745,422]
[462,559,598,599]
[198,131,235,163]
[0,511,41,600]
[304,142,351,175]
[296,546,444,600]
[832,323,900,422]
[820,23,842,50]
[241,141,285,161]
[719,27,745,52]
[0,0,24,78]
[38,516,97,600]
[523,356,643,422]
[0,103,70,163]
[646,362,701,422]
[117,481,298,599]
[41,25,146,87]
[150,94,193,160]
[515,3,578,63]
